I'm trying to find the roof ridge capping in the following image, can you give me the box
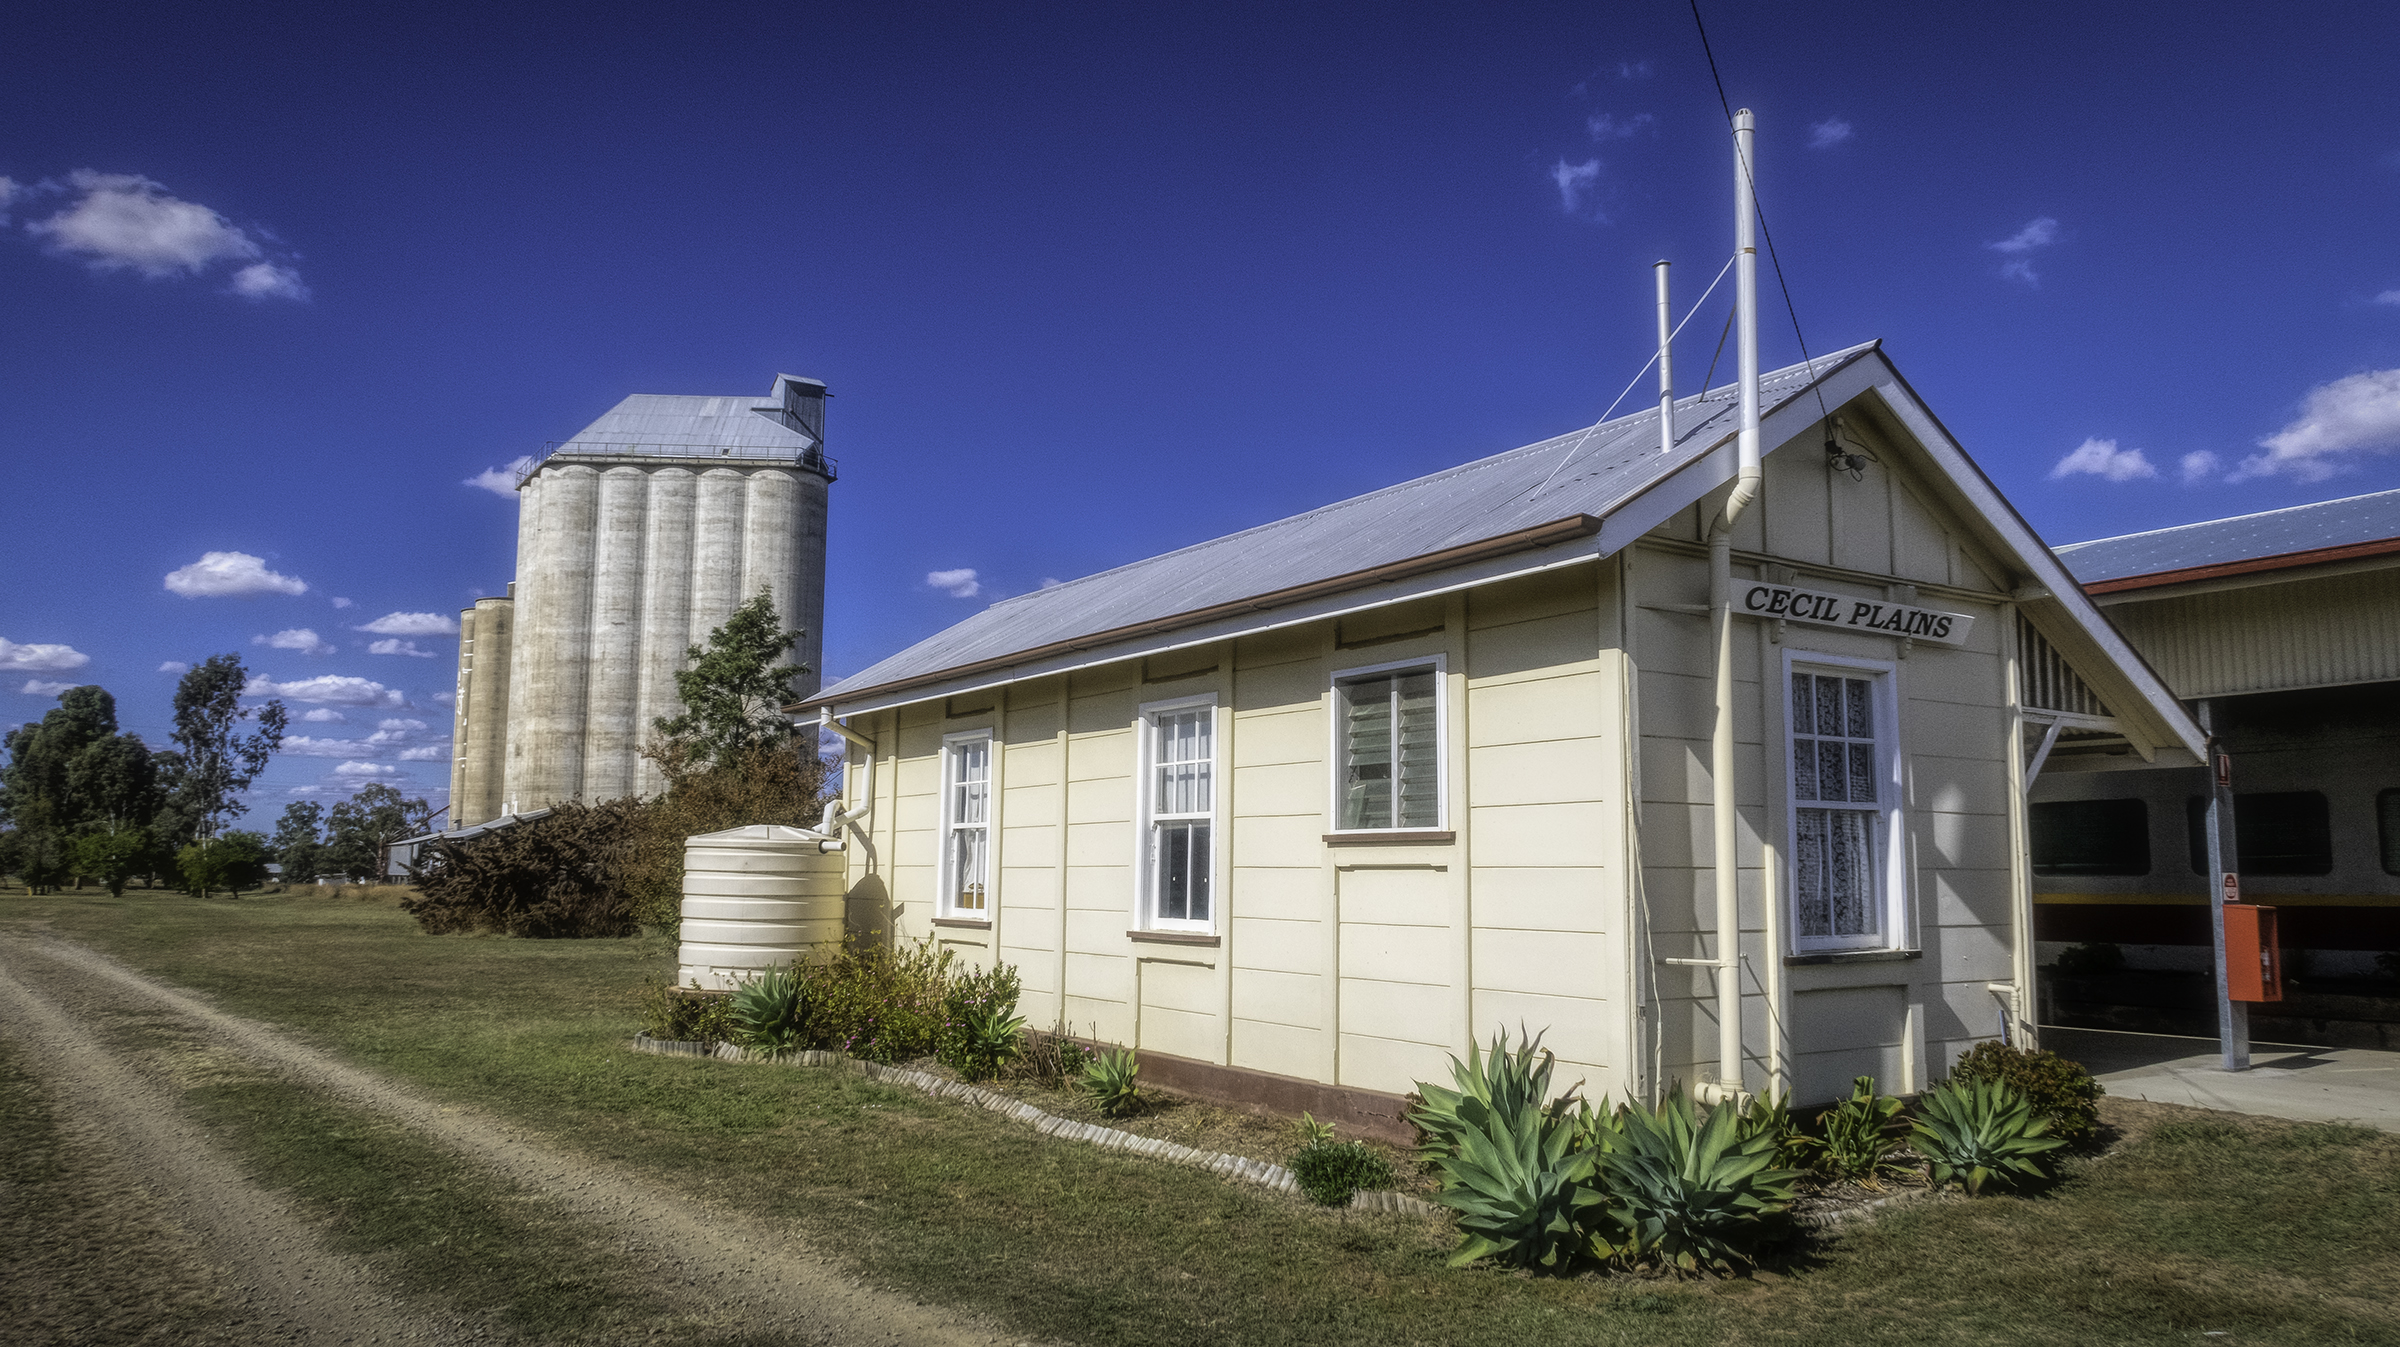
[982,339,1882,611]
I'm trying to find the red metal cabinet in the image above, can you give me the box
[2224,904,2281,1003]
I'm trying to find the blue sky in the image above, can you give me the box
[6,1,2399,817]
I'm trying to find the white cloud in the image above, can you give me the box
[377,718,429,732]
[0,176,17,224]
[25,171,308,300]
[1039,577,1064,589]
[165,551,308,598]
[331,761,403,782]
[158,661,191,675]
[2234,368,2400,482]
[0,638,91,673]
[1587,113,1654,141]
[368,639,438,658]
[926,567,983,599]
[2179,451,2222,484]
[2048,437,2159,483]
[244,673,404,707]
[1618,60,1652,79]
[254,627,334,656]
[301,707,347,723]
[2373,290,2400,306]
[331,597,354,609]
[465,456,536,496]
[230,262,309,302]
[280,735,367,758]
[28,171,258,275]
[1808,117,1854,149]
[1989,216,2059,286]
[430,690,456,706]
[355,611,458,637]
[398,746,447,761]
[1550,158,1602,214]
[19,679,79,696]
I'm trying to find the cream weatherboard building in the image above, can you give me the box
[803,341,2204,1124]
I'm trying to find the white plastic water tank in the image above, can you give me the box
[676,824,845,990]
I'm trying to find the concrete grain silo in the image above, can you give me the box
[447,375,834,825]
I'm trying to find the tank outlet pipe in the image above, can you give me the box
[1706,107,1764,1099]
[815,709,875,840]
[1655,260,1675,455]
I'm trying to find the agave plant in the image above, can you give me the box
[954,1001,1026,1082]
[1816,1076,1911,1187]
[730,965,808,1055]
[1410,1028,1575,1159]
[1911,1077,2065,1195]
[1081,1047,1142,1118]
[1425,1079,1602,1269]
[1589,1089,1800,1274]
[1737,1088,1819,1173]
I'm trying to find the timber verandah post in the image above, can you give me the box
[2198,698,2250,1071]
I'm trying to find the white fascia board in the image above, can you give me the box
[1859,367,2206,766]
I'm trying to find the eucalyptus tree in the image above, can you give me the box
[167,655,288,844]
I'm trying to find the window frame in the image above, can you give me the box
[2380,788,2400,878]
[1780,650,1911,954]
[936,728,995,919]
[1134,692,1221,933]
[1325,654,1449,836]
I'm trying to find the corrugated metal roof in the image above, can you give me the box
[2056,488,2400,584]
[816,341,1881,702]
[556,392,817,455]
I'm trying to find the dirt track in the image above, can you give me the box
[0,932,1026,1346]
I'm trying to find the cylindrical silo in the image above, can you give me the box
[579,466,649,800]
[676,824,847,989]
[501,471,546,815]
[458,596,514,825]
[449,604,478,816]
[740,465,798,639]
[633,467,696,798]
[689,467,747,645]
[785,467,831,700]
[526,463,599,806]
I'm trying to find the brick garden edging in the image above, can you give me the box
[629,1033,1443,1216]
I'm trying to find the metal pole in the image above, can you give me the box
[1655,260,1675,455]
[2199,699,2249,1071]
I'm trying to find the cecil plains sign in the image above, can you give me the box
[1739,583,1975,647]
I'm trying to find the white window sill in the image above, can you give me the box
[1322,829,1456,846]
[1128,929,1221,947]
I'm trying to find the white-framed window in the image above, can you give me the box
[1329,656,1446,832]
[1137,694,1217,931]
[939,730,993,917]
[1784,653,1908,952]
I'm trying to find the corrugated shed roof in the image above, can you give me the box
[816,341,1880,702]
[2056,487,2400,584]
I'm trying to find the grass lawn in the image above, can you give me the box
[6,886,2398,1347]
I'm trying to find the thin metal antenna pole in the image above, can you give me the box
[1655,260,1675,455]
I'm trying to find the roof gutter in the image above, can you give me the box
[793,512,1602,713]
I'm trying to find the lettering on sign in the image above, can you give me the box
[1737,584,1976,646]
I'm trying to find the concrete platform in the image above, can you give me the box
[2043,1025,2400,1132]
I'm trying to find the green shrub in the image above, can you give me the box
[1815,1076,1910,1185]
[2054,941,2125,975]
[936,961,1025,1080]
[1946,1041,2105,1146]
[635,979,738,1044]
[805,935,956,1061]
[1590,1089,1799,1274]
[730,965,808,1055]
[1291,1140,1395,1207]
[1911,1076,2064,1195]
[1082,1048,1142,1118]
[177,831,272,898]
[403,801,638,938]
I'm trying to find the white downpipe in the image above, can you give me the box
[816,709,875,843]
[1655,260,1675,455]
[1706,107,1764,1097]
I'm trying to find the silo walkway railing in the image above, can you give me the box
[527,440,838,480]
